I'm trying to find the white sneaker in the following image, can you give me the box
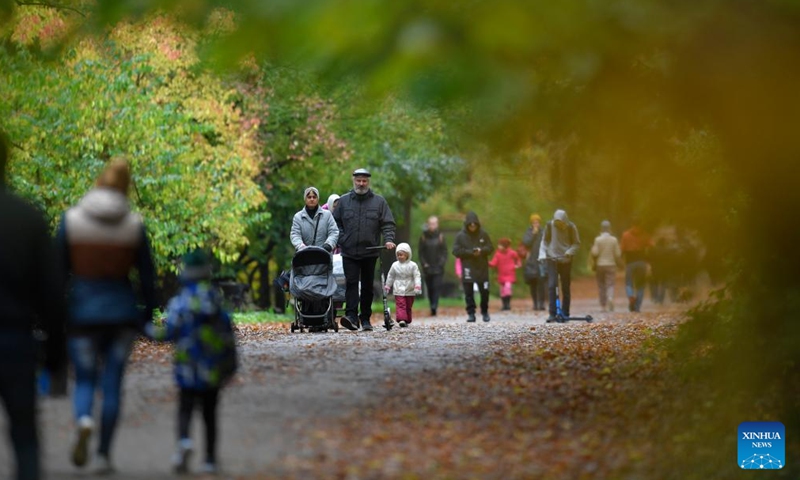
[398,321,407,328]
[71,416,94,467]
[91,454,115,475]
[172,439,193,474]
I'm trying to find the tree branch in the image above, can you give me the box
[15,1,87,17]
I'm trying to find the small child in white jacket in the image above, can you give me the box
[384,243,422,327]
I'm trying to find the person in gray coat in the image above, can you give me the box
[333,169,396,331]
[538,209,581,322]
[290,186,339,252]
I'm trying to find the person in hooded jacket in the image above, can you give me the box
[56,157,156,474]
[620,217,652,312]
[0,130,67,480]
[333,169,396,331]
[538,209,581,322]
[384,243,422,327]
[417,215,448,316]
[290,186,339,252]
[452,212,494,322]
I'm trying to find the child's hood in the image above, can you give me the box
[396,242,412,261]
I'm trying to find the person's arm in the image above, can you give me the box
[538,224,549,261]
[522,227,534,249]
[417,236,429,269]
[451,233,470,258]
[146,297,181,341]
[136,225,157,326]
[614,238,622,264]
[512,250,522,268]
[413,262,422,294]
[36,216,67,375]
[290,212,304,250]
[591,237,600,258]
[565,224,581,257]
[488,252,499,268]
[481,233,494,257]
[324,211,339,250]
[437,235,448,269]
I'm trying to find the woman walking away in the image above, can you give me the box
[57,158,156,474]
[489,238,522,311]
[384,243,422,327]
[146,250,238,475]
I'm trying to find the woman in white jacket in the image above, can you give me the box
[384,243,422,327]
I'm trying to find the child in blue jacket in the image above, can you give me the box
[147,250,237,475]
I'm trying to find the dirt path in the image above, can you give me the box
[0,278,685,479]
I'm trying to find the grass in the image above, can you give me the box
[231,296,467,324]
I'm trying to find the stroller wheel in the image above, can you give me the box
[290,324,297,333]
[585,315,594,323]
[332,318,339,332]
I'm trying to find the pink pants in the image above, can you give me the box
[394,295,415,323]
[499,282,513,297]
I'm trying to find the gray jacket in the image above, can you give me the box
[290,207,339,251]
[333,189,395,259]
[538,210,581,261]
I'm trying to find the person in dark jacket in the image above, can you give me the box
[521,213,547,311]
[0,130,67,480]
[452,211,494,322]
[538,209,581,322]
[417,215,448,316]
[333,168,396,331]
[56,157,156,474]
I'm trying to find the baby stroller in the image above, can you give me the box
[289,246,339,332]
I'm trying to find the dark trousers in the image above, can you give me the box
[424,273,443,311]
[0,334,39,480]
[547,260,573,316]
[463,281,490,315]
[343,256,378,323]
[527,277,546,309]
[178,388,220,464]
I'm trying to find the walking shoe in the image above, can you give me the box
[608,300,615,312]
[482,313,491,322]
[628,296,636,312]
[398,320,408,327]
[201,462,219,474]
[466,313,476,322]
[91,454,115,475]
[431,308,437,316]
[546,316,558,323]
[172,439,193,474]
[71,415,94,467]
[360,320,373,331]
[340,316,359,331]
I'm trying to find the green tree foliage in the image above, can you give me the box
[0,7,265,270]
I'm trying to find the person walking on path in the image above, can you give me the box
[452,211,494,322]
[538,209,581,322]
[489,238,522,311]
[56,157,157,474]
[290,186,339,252]
[620,218,652,312]
[521,213,547,311]
[146,250,238,475]
[417,215,448,316]
[0,130,67,480]
[333,168,396,331]
[384,243,422,327]
[590,220,622,312]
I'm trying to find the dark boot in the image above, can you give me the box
[467,313,476,322]
[502,296,511,310]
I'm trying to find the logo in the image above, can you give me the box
[738,422,785,469]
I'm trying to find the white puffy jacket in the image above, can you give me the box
[385,243,422,296]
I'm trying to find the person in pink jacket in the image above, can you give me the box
[489,238,522,311]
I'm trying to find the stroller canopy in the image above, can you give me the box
[289,246,338,301]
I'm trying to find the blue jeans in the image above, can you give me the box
[68,328,136,456]
[625,261,648,312]
[0,333,39,480]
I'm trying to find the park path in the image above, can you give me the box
[0,278,684,479]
